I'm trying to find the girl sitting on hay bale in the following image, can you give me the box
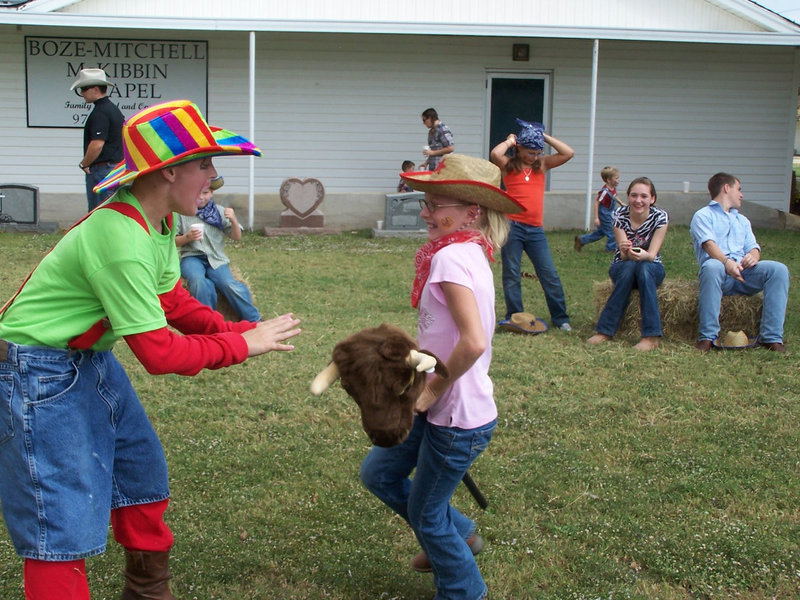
[587,177,669,351]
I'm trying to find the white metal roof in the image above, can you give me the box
[3,0,799,45]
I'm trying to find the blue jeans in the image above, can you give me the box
[501,221,570,326]
[360,414,495,600]
[579,204,616,251]
[595,260,665,338]
[180,255,261,322]
[0,343,169,560]
[85,162,116,211]
[697,259,789,343]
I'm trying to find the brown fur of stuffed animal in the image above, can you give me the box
[310,324,449,447]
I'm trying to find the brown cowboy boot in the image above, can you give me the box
[411,533,485,573]
[120,550,176,600]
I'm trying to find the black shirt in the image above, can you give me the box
[83,96,124,165]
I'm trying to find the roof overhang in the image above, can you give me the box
[1,12,800,46]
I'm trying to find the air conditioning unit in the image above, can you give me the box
[384,191,425,230]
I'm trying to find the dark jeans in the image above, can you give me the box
[85,162,116,211]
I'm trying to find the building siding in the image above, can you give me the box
[0,27,796,222]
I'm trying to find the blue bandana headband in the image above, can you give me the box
[515,118,545,150]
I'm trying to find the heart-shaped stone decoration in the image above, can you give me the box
[279,178,325,219]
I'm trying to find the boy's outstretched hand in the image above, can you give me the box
[243,313,301,356]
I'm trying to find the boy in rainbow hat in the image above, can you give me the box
[0,100,301,600]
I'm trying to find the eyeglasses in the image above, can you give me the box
[80,86,94,93]
[418,198,465,213]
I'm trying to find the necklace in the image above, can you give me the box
[522,167,532,182]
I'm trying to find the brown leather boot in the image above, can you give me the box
[411,533,485,573]
[120,550,176,600]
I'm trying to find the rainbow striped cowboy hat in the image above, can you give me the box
[94,100,261,195]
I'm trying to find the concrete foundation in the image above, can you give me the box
[37,190,800,232]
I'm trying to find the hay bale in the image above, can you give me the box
[592,279,762,343]
[181,264,257,322]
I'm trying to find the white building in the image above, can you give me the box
[1,0,799,229]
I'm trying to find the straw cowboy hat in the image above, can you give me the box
[401,154,523,214]
[210,176,225,191]
[70,68,116,92]
[498,312,549,335]
[713,330,757,350]
[93,100,261,195]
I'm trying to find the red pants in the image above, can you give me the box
[24,499,173,600]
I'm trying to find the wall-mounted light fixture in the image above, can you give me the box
[512,44,530,62]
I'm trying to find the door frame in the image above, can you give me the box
[484,70,553,160]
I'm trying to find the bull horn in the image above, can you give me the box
[310,362,340,396]
[406,349,437,373]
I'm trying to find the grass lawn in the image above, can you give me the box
[0,226,799,599]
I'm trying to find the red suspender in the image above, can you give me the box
[0,203,175,350]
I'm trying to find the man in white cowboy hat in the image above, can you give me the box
[70,67,125,211]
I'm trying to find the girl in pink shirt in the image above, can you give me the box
[360,154,522,600]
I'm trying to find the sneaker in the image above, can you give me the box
[411,534,485,573]
[558,322,572,332]
[574,236,582,252]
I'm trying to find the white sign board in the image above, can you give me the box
[25,36,209,128]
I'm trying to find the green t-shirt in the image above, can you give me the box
[0,189,181,350]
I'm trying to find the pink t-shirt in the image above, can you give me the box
[417,242,498,429]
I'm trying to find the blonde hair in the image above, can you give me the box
[476,207,509,250]
[600,166,619,183]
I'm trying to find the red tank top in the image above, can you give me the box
[504,168,545,227]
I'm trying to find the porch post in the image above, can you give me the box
[585,38,599,230]
[248,30,256,230]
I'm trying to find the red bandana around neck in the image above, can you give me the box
[411,230,494,308]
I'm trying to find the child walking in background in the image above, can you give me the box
[587,177,668,351]
[176,175,261,322]
[360,154,522,600]
[490,118,575,331]
[397,160,416,192]
[575,165,623,252]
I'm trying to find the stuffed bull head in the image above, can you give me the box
[310,324,449,447]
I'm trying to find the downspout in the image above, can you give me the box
[248,30,256,231]
[585,39,599,230]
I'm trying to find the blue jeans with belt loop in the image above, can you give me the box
[0,342,169,560]
[595,260,665,338]
[360,414,495,600]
